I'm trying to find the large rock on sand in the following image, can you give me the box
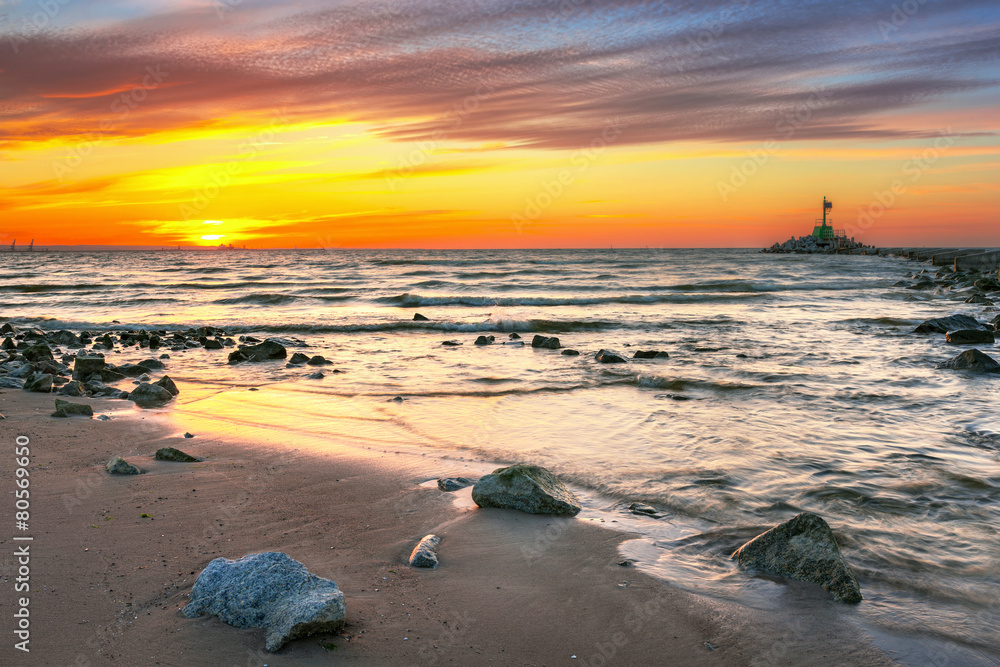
[731,512,862,603]
[228,339,287,364]
[106,456,141,475]
[937,348,1000,373]
[183,552,346,652]
[409,534,442,568]
[24,373,53,393]
[52,399,93,418]
[472,464,581,516]
[155,447,201,462]
[128,382,174,407]
[913,314,988,334]
[22,344,54,362]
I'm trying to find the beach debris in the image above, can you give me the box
[155,375,180,396]
[73,354,106,379]
[437,477,474,492]
[627,502,660,518]
[228,339,288,364]
[731,512,862,603]
[561,349,580,356]
[409,534,442,568]
[913,313,988,334]
[288,352,310,365]
[413,313,430,321]
[531,335,561,349]
[128,382,175,407]
[24,373,53,393]
[632,350,669,359]
[183,551,346,652]
[106,456,141,475]
[155,447,202,462]
[474,335,495,346]
[472,464,581,516]
[937,348,1000,373]
[594,349,628,363]
[52,399,93,418]
[945,329,995,344]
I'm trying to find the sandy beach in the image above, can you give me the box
[0,387,895,666]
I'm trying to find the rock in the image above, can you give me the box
[106,456,141,475]
[531,335,561,349]
[388,395,404,402]
[409,534,442,568]
[0,337,15,350]
[229,339,287,364]
[24,373,53,393]
[966,294,991,304]
[474,335,493,346]
[182,552,346,652]
[632,350,669,359]
[9,363,34,379]
[73,355,105,379]
[288,352,310,364]
[155,447,202,462]
[913,314,988,334]
[306,355,332,366]
[0,323,15,334]
[595,349,628,363]
[52,399,94,418]
[946,329,995,344]
[116,363,149,378]
[203,338,224,350]
[628,502,660,517]
[128,382,174,407]
[437,477,474,492]
[974,277,1000,292]
[22,344,54,362]
[441,340,462,346]
[0,377,24,389]
[306,371,324,379]
[937,348,1000,373]
[101,368,126,383]
[561,349,580,356]
[56,380,87,397]
[137,358,165,370]
[731,512,862,603]
[413,313,429,321]
[508,333,521,340]
[184,432,195,438]
[472,464,581,516]
[154,375,180,396]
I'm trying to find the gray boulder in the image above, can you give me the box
[595,349,628,363]
[73,355,106,379]
[137,358,165,370]
[228,339,287,364]
[472,464,581,516]
[288,352,310,365]
[531,335,561,349]
[731,512,862,603]
[52,399,93,418]
[182,552,346,652]
[946,329,995,344]
[24,373,53,393]
[628,502,660,518]
[0,377,24,389]
[913,313,987,334]
[437,477,474,492]
[561,349,580,356]
[56,381,87,397]
[413,313,429,321]
[155,447,201,462]
[22,344,54,362]
[937,348,1000,373]
[306,355,332,366]
[409,535,442,568]
[128,382,174,407]
[106,456,141,475]
[474,335,494,346]
[632,350,669,359]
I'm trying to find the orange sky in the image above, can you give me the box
[1,1,998,248]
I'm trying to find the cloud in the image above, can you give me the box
[0,0,997,150]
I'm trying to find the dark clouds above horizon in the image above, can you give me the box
[0,0,997,150]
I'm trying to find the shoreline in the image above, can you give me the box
[0,389,895,665]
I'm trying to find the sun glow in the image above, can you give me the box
[201,234,224,241]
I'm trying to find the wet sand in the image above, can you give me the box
[0,389,893,666]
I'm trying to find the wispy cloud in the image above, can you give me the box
[0,0,997,151]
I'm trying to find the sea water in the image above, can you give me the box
[2,248,998,663]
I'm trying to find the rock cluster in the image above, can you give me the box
[761,235,875,254]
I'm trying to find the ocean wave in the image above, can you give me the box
[635,375,762,392]
[374,292,768,307]
[213,293,300,306]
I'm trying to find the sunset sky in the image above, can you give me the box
[0,0,997,248]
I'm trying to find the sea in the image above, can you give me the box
[2,248,998,664]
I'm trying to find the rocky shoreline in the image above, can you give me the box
[761,233,877,254]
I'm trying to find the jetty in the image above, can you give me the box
[761,197,877,255]
[878,247,1000,272]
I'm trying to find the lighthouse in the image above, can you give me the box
[811,196,841,246]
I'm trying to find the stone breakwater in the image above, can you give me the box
[761,234,876,254]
